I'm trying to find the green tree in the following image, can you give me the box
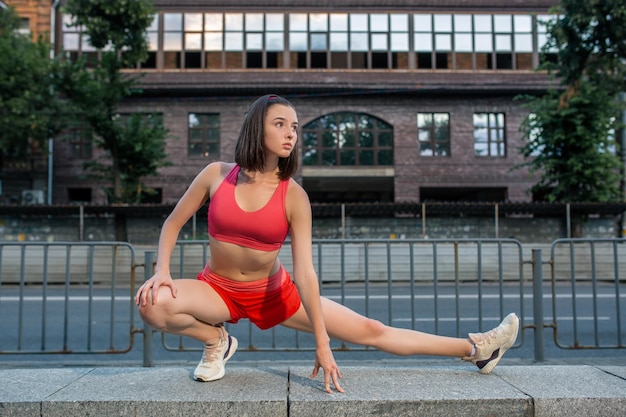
[0,7,71,171]
[59,0,170,204]
[518,0,626,203]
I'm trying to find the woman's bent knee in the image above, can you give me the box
[137,289,175,331]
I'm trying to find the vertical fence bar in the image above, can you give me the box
[143,251,156,367]
[532,249,545,362]
[494,203,499,239]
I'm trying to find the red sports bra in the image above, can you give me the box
[208,165,290,251]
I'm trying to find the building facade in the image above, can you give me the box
[34,1,561,204]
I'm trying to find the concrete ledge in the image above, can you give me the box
[1,365,625,417]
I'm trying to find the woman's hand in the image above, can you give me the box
[135,271,177,306]
[311,344,344,393]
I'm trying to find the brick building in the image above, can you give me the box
[14,1,560,205]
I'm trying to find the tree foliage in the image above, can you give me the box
[0,7,71,162]
[518,0,626,203]
[59,0,169,204]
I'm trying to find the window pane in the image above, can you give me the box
[225,13,243,30]
[359,131,373,147]
[185,13,202,31]
[378,150,393,164]
[370,14,388,32]
[266,14,284,31]
[205,13,223,31]
[514,34,532,52]
[350,33,368,51]
[290,32,308,51]
[205,33,223,51]
[417,113,431,128]
[454,15,472,32]
[185,33,202,50]
[290,14,308,30]
[379,132,392,147]
[303,148,318,165]
[322,131,336,147]
[322,150,336,165]
[390,33,408,51]
[164,13,182,31]
[330,14,348,31]
[63,33,79,50]
[350,14,368,31]
[414,33,432,51]
[434,14,452,32]
[310,14,328,31]
[266,32,284,51]
[245,13,264,31]
[474,15,492,32]
[494,15,512,32]
[474,34,492,52]
[224,32,243,51]
[414,14,432,32]
[435,34,451,51]
[164,33,182,51]
[454,34,472,52]
[246,33,263,50]
[359,150,373,165]
[514,15,532,32]
[390,14,408,32]
[147,16,158,31]
[147,32,158,51]
[495,34,511,51]
[330,32,348,51]
[311,33,327,50]
[371,33,387,50]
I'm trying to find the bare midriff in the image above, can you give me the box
[207,236,282,282]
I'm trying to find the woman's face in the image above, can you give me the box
[263,104,299,159]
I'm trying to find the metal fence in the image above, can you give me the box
[0,238,624,364]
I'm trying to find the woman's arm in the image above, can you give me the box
[286,181,344,393]
[136,162,223,306]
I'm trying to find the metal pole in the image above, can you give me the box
[620,93,626,237]
[532,249,545,362]
[79,204,84,242]
[566,203,571,238]
[422,203,426,239]
[494,203,499,239]
[341,203,345,240]
[143,251,156,367]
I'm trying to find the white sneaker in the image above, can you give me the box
[463,313,519,374]
[193,325,238,382]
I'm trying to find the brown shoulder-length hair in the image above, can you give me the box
[234,94,299,180]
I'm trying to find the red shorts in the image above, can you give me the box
[197,264,301,330]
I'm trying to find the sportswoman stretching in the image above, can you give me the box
[135,94,519,393]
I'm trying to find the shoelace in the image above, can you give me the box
[201,328,225,363]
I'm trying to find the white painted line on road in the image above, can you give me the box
[393,316,611,322]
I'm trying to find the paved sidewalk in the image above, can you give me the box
[1,364,626,417]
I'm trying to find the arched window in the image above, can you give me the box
[302,112,393,166]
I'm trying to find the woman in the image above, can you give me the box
[135,94,519,393]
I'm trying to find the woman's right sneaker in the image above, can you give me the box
[193,325,238,382]
[463,313,519,374]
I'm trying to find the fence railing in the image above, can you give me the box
[0,242,137,354]
[0,238,624,364]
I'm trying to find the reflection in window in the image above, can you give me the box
[417,113,450,156]
[62,11,551,71]
[473,113,505,157]
[302,112,393,166]
[188,113,220,158]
